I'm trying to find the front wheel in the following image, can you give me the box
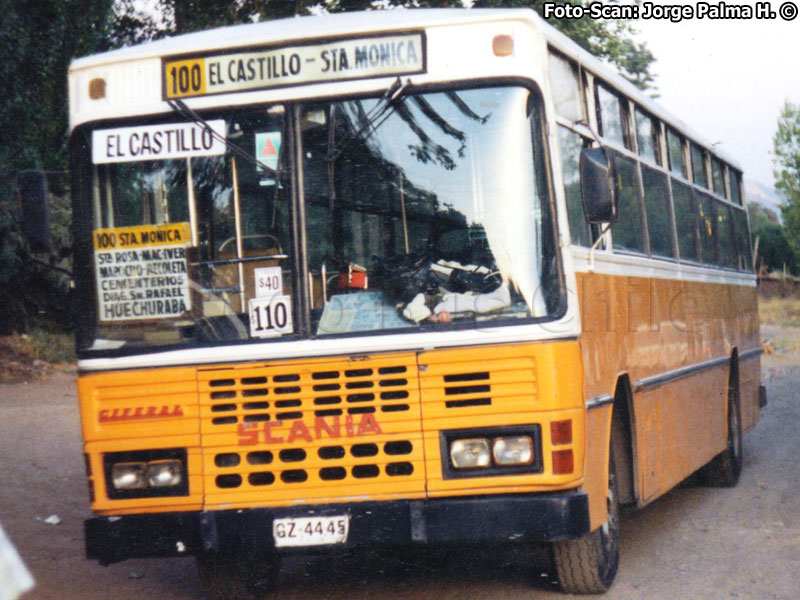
[551,451,620,594]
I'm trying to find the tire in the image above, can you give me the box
[551,449,620,594]
[699,365,743,487]
[196,550,280,600]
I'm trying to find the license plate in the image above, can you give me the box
[272,515,349,547]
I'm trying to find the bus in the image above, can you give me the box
[25,7,764,597]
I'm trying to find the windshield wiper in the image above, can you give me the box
[167,98,276,174]
[325,77,411,162]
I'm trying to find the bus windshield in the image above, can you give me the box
[75,84,563,354]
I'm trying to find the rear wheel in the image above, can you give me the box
[551,449,620,594]
[196,550,280,600]
[699,365,743,487]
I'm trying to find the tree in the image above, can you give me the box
[112,0,655,90]
[775,101,800,258]
[0,0,114,333]
[748,202,797,274]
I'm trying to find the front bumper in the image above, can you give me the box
[86,491,589,565]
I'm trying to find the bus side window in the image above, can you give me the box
[697,192,717,264]
[635,109,659,165]
[548,51,585,122]
[672,180,699,262]
[691,143,708,189]
[732,207,753,271]
[711,157,725,197]
[715,201,737,269]
[641,166,674,258]
[611,154,645,253]
[557,125,592,247]
[596,84,625,148]
[667,128,687,179]
[728,168,743,206]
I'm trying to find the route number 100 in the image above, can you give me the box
[165,60,205,98]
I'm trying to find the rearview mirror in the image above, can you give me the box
[579,147,618,224]
[17,171,51,253]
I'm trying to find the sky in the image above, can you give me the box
[632,1,800,189]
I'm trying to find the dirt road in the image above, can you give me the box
[1,362,798,600]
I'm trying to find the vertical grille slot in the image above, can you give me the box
[247,451,273,465]
[244,414,271,422]
[249,472,275,486]
[281,470,308,483]
[209,379,235,387]
[242,389,268,397]
[318,446,345,460]
[279,449,307,463]
[215,453,240,468]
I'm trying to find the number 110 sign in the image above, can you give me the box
[249,267,292,338]
[249,295,293,338]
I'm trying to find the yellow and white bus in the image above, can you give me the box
[37,7,764,597]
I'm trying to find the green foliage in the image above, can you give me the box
[748,202,798,274]
[775,101,800,260]
[0,0,113,333]
[112,0,655,90]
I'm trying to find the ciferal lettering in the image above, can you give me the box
[98,404,184,423]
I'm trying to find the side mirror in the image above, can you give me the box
[17,171,51,253]
[579,147,619,224]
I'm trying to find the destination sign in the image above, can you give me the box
[92,120,226,164]
[93,223,192,322]
[163,32,426,99]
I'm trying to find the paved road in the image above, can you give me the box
[1,363,798,600]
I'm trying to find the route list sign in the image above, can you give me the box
[94,223,192,322]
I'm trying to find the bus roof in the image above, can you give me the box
[69,8,740,170]
[70,8,531,70]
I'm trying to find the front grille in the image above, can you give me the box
[443,371,492,408]
[198,355,424,507]
[205,366,412,425]
[419,350,538,421]
[210,440,415,490]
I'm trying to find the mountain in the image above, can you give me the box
[745,180,783,221]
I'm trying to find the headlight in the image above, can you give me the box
[111,462,147,490]
[146,460,183,488]
[493,436,533,465]
[104,448,188,499]
[441,426,542,479]
[450,438,491,468]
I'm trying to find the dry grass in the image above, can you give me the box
[0,330,75,384]
[759,296,800,328]
[759,296,800,359]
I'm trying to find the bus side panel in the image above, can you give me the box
[576,270,760,509]
[583,403,612,531]
[735,285,762,433]
[634,369,726,503]
[739,353,762,433]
